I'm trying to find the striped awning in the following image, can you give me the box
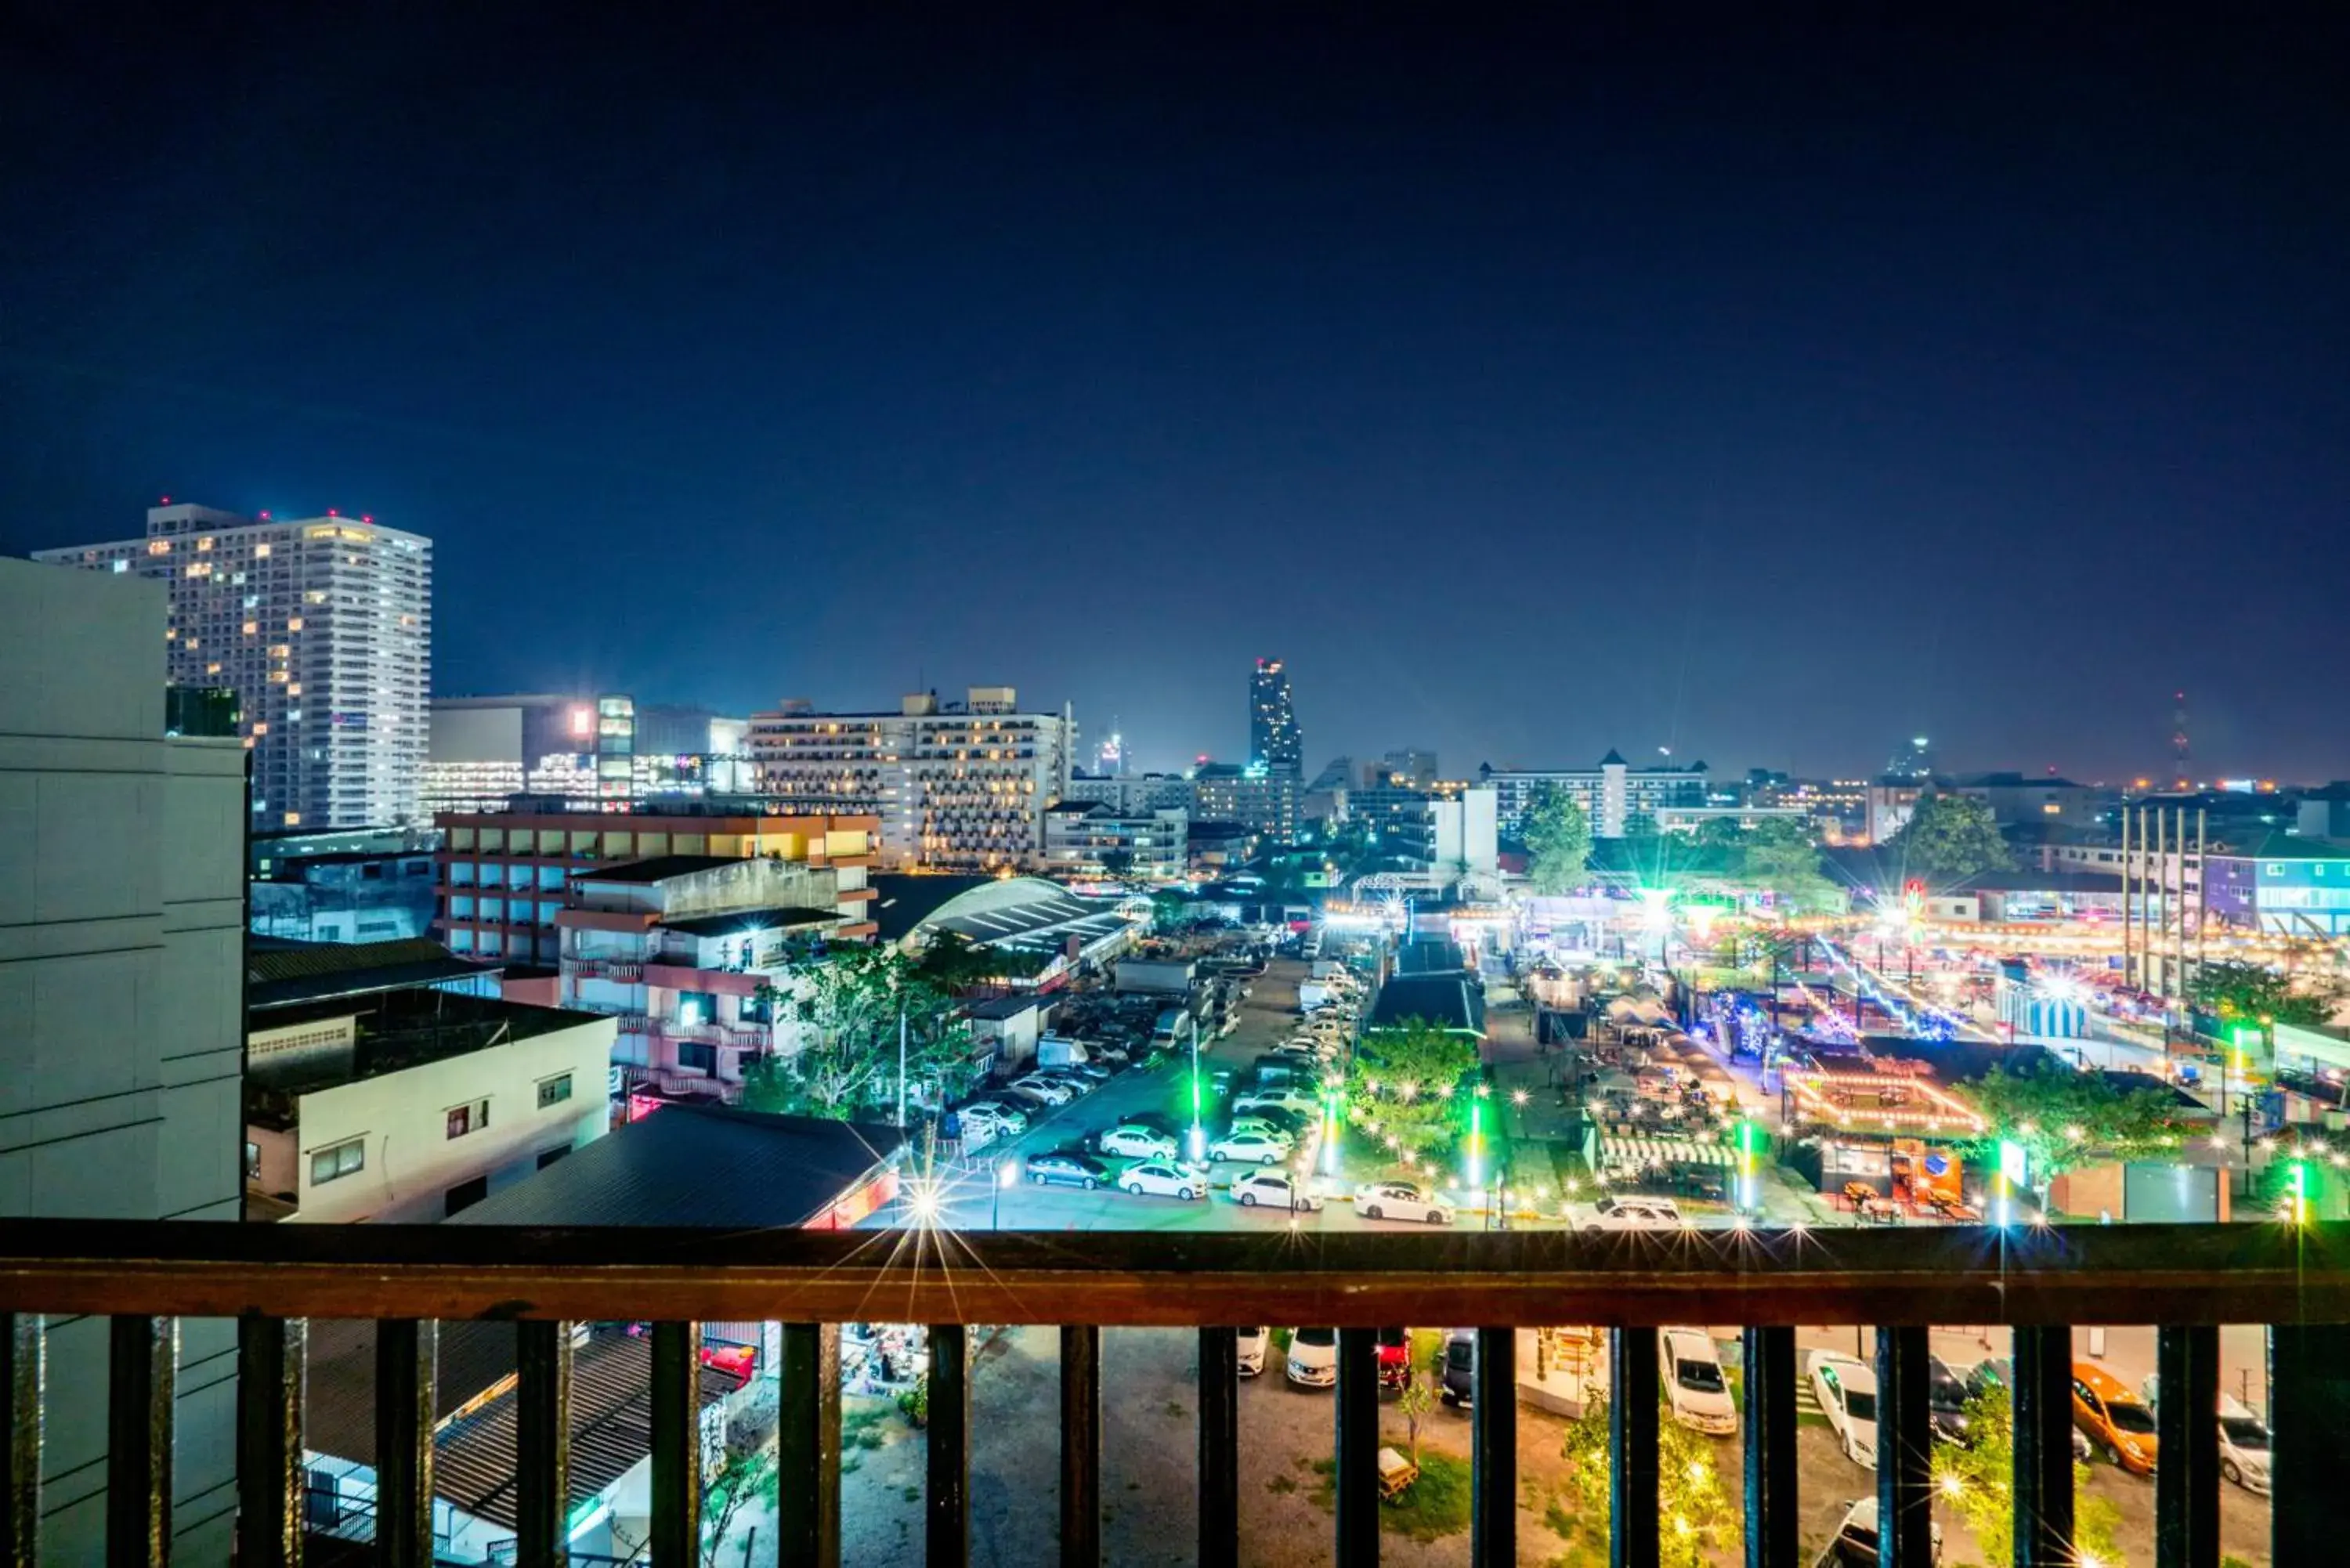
[1597,1133,1733,1169]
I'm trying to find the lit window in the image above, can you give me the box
[287,616,303,631]
[254,543,271,558]
[243,621,258,635]
[309,1138,364,1186]
[196,537,213,551]
[146,540,171,555]
[446,1098,491,1139]
[284,811,300,826]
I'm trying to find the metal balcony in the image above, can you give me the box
[0,1221,2342,1567]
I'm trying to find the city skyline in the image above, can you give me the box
[2,14,2346,781]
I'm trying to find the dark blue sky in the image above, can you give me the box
[5,9,2346,781]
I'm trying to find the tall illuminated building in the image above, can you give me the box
[1249,657,1300,775]
[37,500,432,827]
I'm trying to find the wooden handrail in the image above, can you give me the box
[0,1219,2345,1325]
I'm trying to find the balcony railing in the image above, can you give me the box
[0,1222,2343,1566]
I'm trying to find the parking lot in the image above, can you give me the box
[842,949,2275,1565]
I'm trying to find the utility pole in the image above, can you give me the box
[897,1006,909,1129]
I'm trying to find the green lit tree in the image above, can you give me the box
[1344,1019,1482,1172]
[1556,1391,1730,1568]
[739,947,975,1119]
[1960,1059,2189,1197]
[1889,792,2013,876]
[1694,816,1746,847]
[2191,959,2342,1029]
[1738,817,1839,911]
[1935,1386,2123,1568]
[1523,787,1594,894]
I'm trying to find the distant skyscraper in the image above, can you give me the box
[1380,747,1439,789]
[38,501,432,827]
[1249,657,1300,775]
[1884,735,1936,782]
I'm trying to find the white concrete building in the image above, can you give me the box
[748,687,1074,869]
[1480,751,1710,839]
[1043,802,1190,880]
[0,555,248,1561]
[244,992,614,1223]
[1430,786,1500,876]
[37,501,432,828]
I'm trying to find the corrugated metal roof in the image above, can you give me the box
[572,854,741,884]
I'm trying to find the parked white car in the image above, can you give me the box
[1808,1351,1880,1469]
[2143,1375,2271,1494]
[1823,1497,1941,1566]
[1588,1194,1686,1230]
[1209,1130,1292,1165]
[958,1100,1030,1135]
[1231,1169,1322,1212]
[1659,1328,1736,1435]
[1354,1180,1454,1225]
[1006,1076,1078,1106]
[1225,1116,1296,1145]
[1097,1124,1178,1160]
[1119,1158,1206,1201]
[1285,1327,1338,1389]
[1235,1087,1319,1118]
[1237,1327,1268,1378]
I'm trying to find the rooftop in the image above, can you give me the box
[246,990,609,1118]
[447,1102,907,1228]
[571,854,743,883]
[1365,974,1488,1036]
[656,905,843,938]
[248,936,497,1010]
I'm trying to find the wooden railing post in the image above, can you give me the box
[1336,1328,1380,1566]
[1874,1327,1934,1567]
[1740,1325,1796,1568]
[375,1319,436,1568]
[2269,1321,2350,1568]
[2155,1324,2219,1568]
[926,1324,969,1568]
[1,1314,39,1568]
[1609,1327,1658,1568]
[1195,1328,1238,1568]
[1060,1325,1101,1568]
[236,1313,304,1568]
[1471,1327,1515,1567]
[107,1315,174,1568]
[776,1323,841,1568]
[648,1321,701,1568]
[515,1320,573,1568]
[2012,1324,2075,1568]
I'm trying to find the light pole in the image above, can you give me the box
[1188,1014,1206,1164]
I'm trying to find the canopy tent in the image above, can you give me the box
[1591,1132,1734,1171]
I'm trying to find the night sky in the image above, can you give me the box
[5,10,2347,782]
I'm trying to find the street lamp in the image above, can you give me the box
[1188,1016,1207,1165]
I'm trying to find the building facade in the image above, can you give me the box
[0,556,248,1560]
[37,501,432,827]
[557,855,862,1096]
[1480,751,1711,838]
[1192,761,1300,846]
[2204,834,2350,938]
[244,992,614,1223]
[436,805,878,963]
[747,688,1073,869]
[1062,769,1195,815]
[427,693,752,815]
[1043,802,1190,879]
[1249,658,1301,773]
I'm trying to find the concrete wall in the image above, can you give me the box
[0,556,246,1563]
[277,1014,614,1224]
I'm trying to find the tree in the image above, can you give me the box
[700,1443,779,1568]
[1889,792,2013,876]
[2192,959,2343,1028]
[1151,889,1195,935]
[1934,1386,2121,1568]
[1693,816,1745,848]
[1523,787,1593,895]
[1557,1391,1729,1568]
[745,946,977,1120]
[1394,1331,1443,1464]
[1739,818,1838,912]
[1344,1019,1482,1172]
[913,931,1047,992]
[1960,1059,2190,1194]
[1099,847,1135,878]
